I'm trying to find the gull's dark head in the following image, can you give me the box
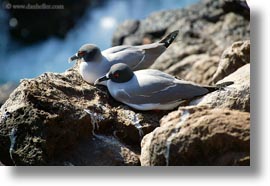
[94,63,134,85]
[68,44,102,63]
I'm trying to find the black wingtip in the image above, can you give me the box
[216,81,234,88]
[204,81,234,92]
[159,30,179,48]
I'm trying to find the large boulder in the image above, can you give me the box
[0,68,164,165]
[140,107,250,166]
[0,69,104,165]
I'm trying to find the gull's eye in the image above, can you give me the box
[113,73,120,78]
[78,51,86,57]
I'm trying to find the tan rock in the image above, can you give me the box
[0,68,161,165]
[165,54,219,85]
[0,69,107,165]
[192,64,250,112]
[212,40,250,83]
[141,107,250,166]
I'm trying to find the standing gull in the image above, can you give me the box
[95,63,233,110]
[68,30,179,85]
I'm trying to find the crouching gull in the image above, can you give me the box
[94,63,233,110]
[68,30,179,85]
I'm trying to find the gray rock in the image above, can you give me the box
[112,20,140,46]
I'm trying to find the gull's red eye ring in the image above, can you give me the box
[113,73,119,78]
[78,51,86,57]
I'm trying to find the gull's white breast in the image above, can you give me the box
[79,58,109,85]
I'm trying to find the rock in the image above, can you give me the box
[53,135,140,166]
[192,64,250,112]
[113,105,165,146]
[212,40,250,83]
[221,0,250,20]
[165,54,219,85]
[0,67,163,165]
[140,107,250,166]
[112,9,182,46]
[0,69,101,165]
[0,82,17,107]
[112,20,140,46]
[112,0,250,84]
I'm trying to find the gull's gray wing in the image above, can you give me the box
[102,45,133,54]
[114,70,210,105]
[102,43,166,70]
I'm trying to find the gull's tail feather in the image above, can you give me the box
[159,30,179,48]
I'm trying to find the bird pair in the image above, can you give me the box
[69,30,232,110]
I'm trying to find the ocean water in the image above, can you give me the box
[0,0,198,84]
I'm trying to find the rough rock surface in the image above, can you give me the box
[0,68,163,165]
[112,0,250,85]
[165,54,219,85]
[191,64,250,112]
[54,135,140,166]
[141,107,250,166]
[212,40,250,83]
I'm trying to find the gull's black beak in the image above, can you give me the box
[94,74,110,85]
[68,54,79,63]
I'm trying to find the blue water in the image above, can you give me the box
[0,0,198,84]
